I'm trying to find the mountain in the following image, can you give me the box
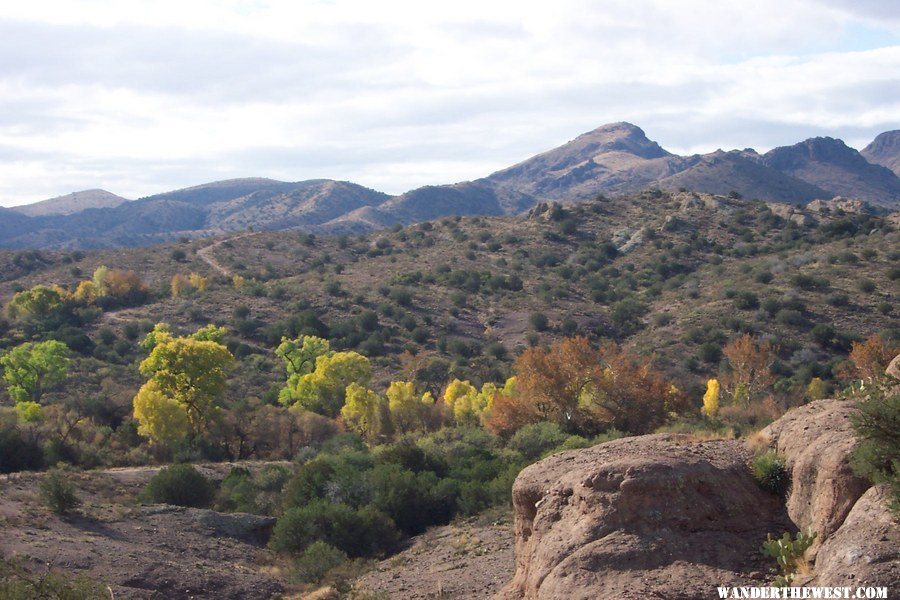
[861,130,900,177]
[485,122,682,200]
[656,149,830,203]
[323,181,536,234]
[0,178,388,249]
[2,124,899,249]
[10,189,128,217]
[762,137,900,208]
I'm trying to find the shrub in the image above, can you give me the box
[529,312,549,332]
[752,450,789,497]
[733,291,759,310]
[270,500,399,557]
[140,464,214,508]
[39,470,81,515]
[507,422,568,461]
[850,390,899,510]
[291,541,348,583]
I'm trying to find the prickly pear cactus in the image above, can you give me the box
[761,531,817,586]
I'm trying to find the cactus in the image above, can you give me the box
[761,531,817,586]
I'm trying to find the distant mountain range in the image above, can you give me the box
[2,123,898,248]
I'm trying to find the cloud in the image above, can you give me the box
[0,0,897,205]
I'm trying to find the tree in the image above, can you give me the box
[843,334,899,385]
[585,342,684,434]
[134,330,233,440]
[279,347,372,417]
[721,334,777,405]
[387,381,434,433]
[6,285,67,320]
[340,383,383,441]
[702,378,720,418]
[512,337,605,430]
[132,380,190,446]
[0,340,70,403]
[807,377,828,400]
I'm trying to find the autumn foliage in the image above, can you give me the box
[842,334,899,384]
[721,334,777,405]
[484,337,684,437]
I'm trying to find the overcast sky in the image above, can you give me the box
[1,0,898,206]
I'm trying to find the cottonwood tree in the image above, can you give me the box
[0,340,70,404]
[133,329,233,443]
[277,335,372,417]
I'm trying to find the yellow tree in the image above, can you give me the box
[280,350,372,417]
[132,380,190,446]
[134,331,233,439]
[341,383,383,441]
[701,378,720,418]
[387,381,434,433]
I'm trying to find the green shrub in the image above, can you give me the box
[291,541,348,583]
[507,422,567,461]
[850,390,900,510]
[39,470,81,515]
[270,500,399,557]
[140,464,214,508]
[752,450,790,497]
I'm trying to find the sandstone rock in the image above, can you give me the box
[761,399,870,542]
[886,354,900,381]
[496,434,791,600]
[808,485,899,588]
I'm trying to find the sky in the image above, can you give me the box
[0,0,898,207]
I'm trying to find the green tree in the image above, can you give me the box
[6,285,67,320]
[0,340,70,403]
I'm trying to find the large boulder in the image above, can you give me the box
[496,434,791,600]
[761,399,870,542]
[807,484,899,587]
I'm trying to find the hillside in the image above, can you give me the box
[2,124,899,249]
[1,189,895,401]
[10,189,129,217]
[861,130,900,177]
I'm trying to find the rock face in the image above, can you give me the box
[498,400,899,599]
[761,399,870,542]
[497,434,791,600]
[807,485,900,587]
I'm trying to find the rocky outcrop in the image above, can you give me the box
[807,485,899,587]
[497,434,791,599]
[887,354,900,381]
[498,400,898,599]
[194,509,276,545]
[761,399,870,542]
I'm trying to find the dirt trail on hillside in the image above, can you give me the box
[196,232,259,276]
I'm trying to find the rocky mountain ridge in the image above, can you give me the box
[2,123,898,248]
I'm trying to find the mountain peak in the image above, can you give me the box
[10,188,128,217]
[861,130,900,177]
[575,122,670,159]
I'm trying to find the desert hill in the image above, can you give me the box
[10,189,128,217]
